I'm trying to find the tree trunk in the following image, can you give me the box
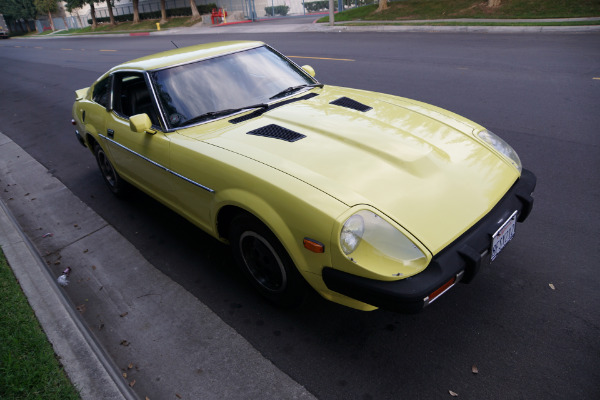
[189,0,200,20]
[160,0,168,24]
[48,10,55,31]
[377,0,388,12]
[132,0,140,24]
[488,0,501,7]
[107,1,116,25]
[90,2,98,29]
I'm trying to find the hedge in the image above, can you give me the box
[88,4,217,24]
[303,0,370,12]
[264,5,289,16]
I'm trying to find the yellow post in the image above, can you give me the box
[222,9,227,24]
[156,22,161,31]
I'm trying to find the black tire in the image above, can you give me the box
[229,213,307,307]
[94,143,127,196]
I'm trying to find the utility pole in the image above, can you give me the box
[328,0,334,26]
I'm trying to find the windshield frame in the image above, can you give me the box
[147,44,321,132]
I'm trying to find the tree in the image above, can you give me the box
[0,0,37,32]
[189,0,199,21]
[376,0,388,12]
[159,0,167,24]
[106,0,116,25]
[34,0,57,31]
[64,0,98,29]
[132,0,139,23]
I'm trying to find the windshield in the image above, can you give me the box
[150,46,316,129]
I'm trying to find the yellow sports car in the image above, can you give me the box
[71,41,536,312]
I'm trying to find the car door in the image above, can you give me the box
[104,71,174,202]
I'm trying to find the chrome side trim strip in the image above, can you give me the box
[99,134,215,194]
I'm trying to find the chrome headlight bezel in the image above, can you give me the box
[477,129,522,173]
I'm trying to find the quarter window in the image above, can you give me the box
[92,77,111,108]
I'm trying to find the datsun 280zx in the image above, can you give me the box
[71,41,536,312]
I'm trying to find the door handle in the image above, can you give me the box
[107,129,114,138]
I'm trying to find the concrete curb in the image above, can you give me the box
[0,143,136,399]
[11,17,600,39]
[0,131,317,399]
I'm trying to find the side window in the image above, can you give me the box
[112,72,160,127]
[92,77,111,108]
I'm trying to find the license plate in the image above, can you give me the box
[491,211,517,261]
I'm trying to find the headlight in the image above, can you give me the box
[340,214,365,254]
[478,129,522,173]
[339,210,427,274]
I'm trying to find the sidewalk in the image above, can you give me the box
[27,16,600,39]
[154,16,600,35]
[0,131,316,400]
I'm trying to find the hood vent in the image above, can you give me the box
[247,124,306,142]
[330,97,372,112]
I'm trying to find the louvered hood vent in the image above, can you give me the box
[246,124,306,142]
[330,97,372,112]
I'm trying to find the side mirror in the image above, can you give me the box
[301,65,316,78]
[129,113,155,134]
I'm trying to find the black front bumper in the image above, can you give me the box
[322,169,537,313]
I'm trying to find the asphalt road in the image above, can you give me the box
[1,32,599,399]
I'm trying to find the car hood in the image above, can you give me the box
[180,86,519,254]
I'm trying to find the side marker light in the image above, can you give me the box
[303,238,325,253]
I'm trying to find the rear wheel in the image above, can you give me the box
[94,143,127,196]
[229,214,306,307]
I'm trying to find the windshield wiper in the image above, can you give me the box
[183,103,269,125]
[269,83,323,100]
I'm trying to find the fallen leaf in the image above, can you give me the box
[449,390,458,397]
[92,265,96,270]
[128,363,134,369]
[76,304,86,313]
[145,397,150,400]
[472,365,479,374]
[83,249,89,253]
[176,394,182,399]
[549,283,556,290]
[99,323,104,331]
[129,380,136,388]
[120,340,130,347]
[120,312,129,318]
[122,372,127,378]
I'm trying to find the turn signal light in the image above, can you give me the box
[303,238,324,253]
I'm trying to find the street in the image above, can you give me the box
[1,31,599,399]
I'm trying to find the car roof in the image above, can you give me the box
[109,41,265,73]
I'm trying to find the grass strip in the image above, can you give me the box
[318,0,600,23]
[343,20,600,27]
[0,249,80,400]
[49,16,198,35]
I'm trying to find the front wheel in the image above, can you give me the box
[229,214,306,307]
[94,143,127,196]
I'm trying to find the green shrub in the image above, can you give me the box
[264,5,290,16]
[88,4,217,24]
[303,0,370,13]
